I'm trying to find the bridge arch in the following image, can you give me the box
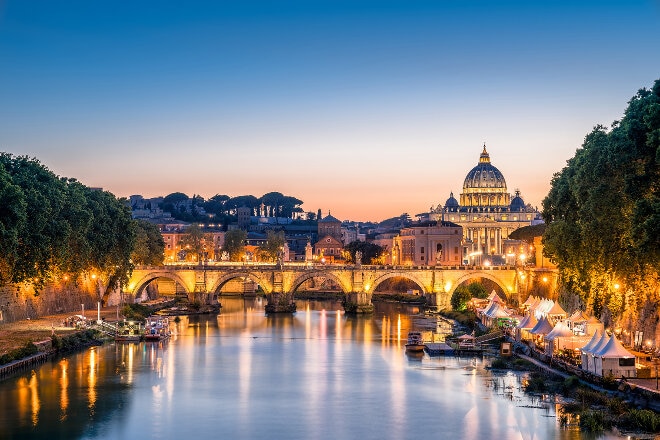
[210,271,272,294]
[290,270,351,294]
[129,271,191,297]
[369,272,427,294]
[449,271,511,298]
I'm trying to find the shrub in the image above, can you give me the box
[621,409,660,432]
[579,410,608,432]
[491,357,509,369]
[0,341,39,365]
[122,303,152,321]
[560,376,580,395]
[523,372,548,392]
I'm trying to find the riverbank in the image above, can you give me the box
[484,348,660,437]
[0,306,122,356]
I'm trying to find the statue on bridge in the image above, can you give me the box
[355,251,362,267]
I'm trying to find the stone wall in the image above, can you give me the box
[0,277,118,324]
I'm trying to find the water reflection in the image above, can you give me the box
[0,298,628,440]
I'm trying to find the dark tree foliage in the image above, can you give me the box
[132,220,165,266]
[542,79,660,321]
[222,229,247,261]
[450,285,472,311]
[257,230,286,262]
[508,224,546,241]
[0,154,160,293]
[344,241,384,264]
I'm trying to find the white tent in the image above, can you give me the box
[567,310,589,330]
[580,330,602,372]
[530,316,554,336]
[593,336,636,378]
[515,313,538,342]
[482,302,510,328]
[584,316,605,336]
[544,321,589,355]
[587,333,611,374]
[487,290,504,303]
[546,301,568,321]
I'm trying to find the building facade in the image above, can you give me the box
[392,221,463,266]
[430,145,541,265]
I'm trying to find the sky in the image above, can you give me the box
[1,1,659,222]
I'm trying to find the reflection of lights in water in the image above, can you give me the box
[397,314,402,345]
[29,372,40,426]
[127,343,135,384]
[88,348,97,413]
[320,309,327,339]
[17,376,29,421]
[59,359,69,420]
[336,310,342,342]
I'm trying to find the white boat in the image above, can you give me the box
[144,316,171,341]
[405,331,425,352]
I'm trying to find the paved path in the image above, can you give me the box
[0,306,123,354]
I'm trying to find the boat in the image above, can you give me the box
[405,331,425,352]
[144,316,171,341]
[115,320,143,342]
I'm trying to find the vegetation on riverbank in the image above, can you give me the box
[438,309,477,330]
[50,329,104,353]
[372,292,426,304]
[0,341,39,365]
[490,355,660,435]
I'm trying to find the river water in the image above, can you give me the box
[0,298,625,440]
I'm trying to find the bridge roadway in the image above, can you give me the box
[125,262,545,313]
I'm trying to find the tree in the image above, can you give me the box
[222,229,247,261]
[132,220,165,265]
[542,78,660,323]
[344,241,385,264]
[179,224,209,263]
[467,282,488,299]
[450,285,472,311]
[257,230,286,262]
[0,163,26,284]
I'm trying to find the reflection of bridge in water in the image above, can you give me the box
[125,263,557,313]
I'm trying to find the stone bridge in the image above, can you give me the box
[123,263,551,313]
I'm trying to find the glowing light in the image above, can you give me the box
[364,284,371,292]
[613,283,620,290]
[542,276,548,283]
[444,281,452,292]
[91,274,97,280]
[483,260,491,267]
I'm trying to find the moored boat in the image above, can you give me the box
[405,331,425,352]
[144,316,171,341]
[115,320,143,342]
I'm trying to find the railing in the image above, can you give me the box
[140,263,519,271]
[90,321,118,337]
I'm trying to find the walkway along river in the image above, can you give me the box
[0,298,628,440]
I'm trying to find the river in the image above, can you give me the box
[0,298,626,440]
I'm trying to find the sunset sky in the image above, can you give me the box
[1,1,659,222]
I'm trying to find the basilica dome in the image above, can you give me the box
[510,190,526,212]
[462,145,507,190]
[445,192,459,208]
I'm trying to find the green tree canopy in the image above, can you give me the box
[257,230,286,262]
[132,220,165,266]
[0,154,163,293]
[178,224,209,263]
[450,285,472,311]
[542,78,660,319]
[222,229,247,261]
[343,241,385,264]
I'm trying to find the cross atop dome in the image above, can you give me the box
[479,143,491,164]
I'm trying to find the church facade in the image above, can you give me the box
[429,145,541,265]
